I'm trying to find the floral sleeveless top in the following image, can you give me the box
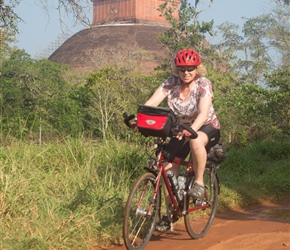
[160,75,220,129]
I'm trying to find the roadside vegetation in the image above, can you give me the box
[0,139,289,249]
[0,0,289,249]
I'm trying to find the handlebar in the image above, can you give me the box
[123,112,198,139]
[123,113,135,128]
[178,124,198,139]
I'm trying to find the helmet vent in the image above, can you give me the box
[175,49,201,66]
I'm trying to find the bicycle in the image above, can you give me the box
[122,105,225,250]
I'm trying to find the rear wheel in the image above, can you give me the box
[184,168,218,239]
[123,172,160,250]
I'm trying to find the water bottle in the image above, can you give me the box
[178,174,186,191]
[177,173,186,200]
[167,170,179,192]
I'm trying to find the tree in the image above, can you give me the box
[157,0,216,72]
[38,0,91,27]
[0,0,21,32]
[80,67,159,140]
[214,1,290,85]
[268,1,290,67]
[276,0,290,5]
[265,67,290,135]
[0,0,91,35]
[0,49,84,142]
[0,1,20,72]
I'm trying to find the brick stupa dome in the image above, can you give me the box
[49,0,180,72]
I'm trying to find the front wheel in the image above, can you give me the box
[184,169,219,239]
[123,172,160,250]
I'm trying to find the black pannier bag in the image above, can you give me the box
[137,105,177,138]
[207,143,226,163]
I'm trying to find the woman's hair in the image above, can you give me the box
[196,64,207,77]
[173,64,207,77]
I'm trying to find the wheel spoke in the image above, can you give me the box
[123,173,160,250]
[184,169,218,239]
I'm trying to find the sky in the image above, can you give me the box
[14,0,270,58]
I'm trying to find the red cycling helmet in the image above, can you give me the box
[175,49,201,66]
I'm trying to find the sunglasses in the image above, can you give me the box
[177,66,197,72]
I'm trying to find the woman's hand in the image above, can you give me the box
[176,130,191,141]
[130,121,139,132]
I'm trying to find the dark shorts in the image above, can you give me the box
[164,124,220,162]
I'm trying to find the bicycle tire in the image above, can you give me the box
[184,169,218,239]
[123,172,160,250]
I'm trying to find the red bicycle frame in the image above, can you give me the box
[145,150,210,219]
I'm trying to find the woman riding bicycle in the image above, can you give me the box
[141,49,221,231]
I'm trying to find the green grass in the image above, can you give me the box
[218,140,290,210]
[0,139,289,249]
[0,139,146,249]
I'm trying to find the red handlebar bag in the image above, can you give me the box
[137,105,177,138]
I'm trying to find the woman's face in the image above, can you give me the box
[177,66,197,84]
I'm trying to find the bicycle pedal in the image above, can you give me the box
[195,198,208,208]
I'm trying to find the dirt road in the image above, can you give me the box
[108,201,290,250]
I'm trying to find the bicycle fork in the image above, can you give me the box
[135,172,162,220]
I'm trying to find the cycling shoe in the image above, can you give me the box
[155,215,170,232]
[188,182,205,198]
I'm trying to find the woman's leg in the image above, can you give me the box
[188,131,208,197]
[155,162,180,232]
